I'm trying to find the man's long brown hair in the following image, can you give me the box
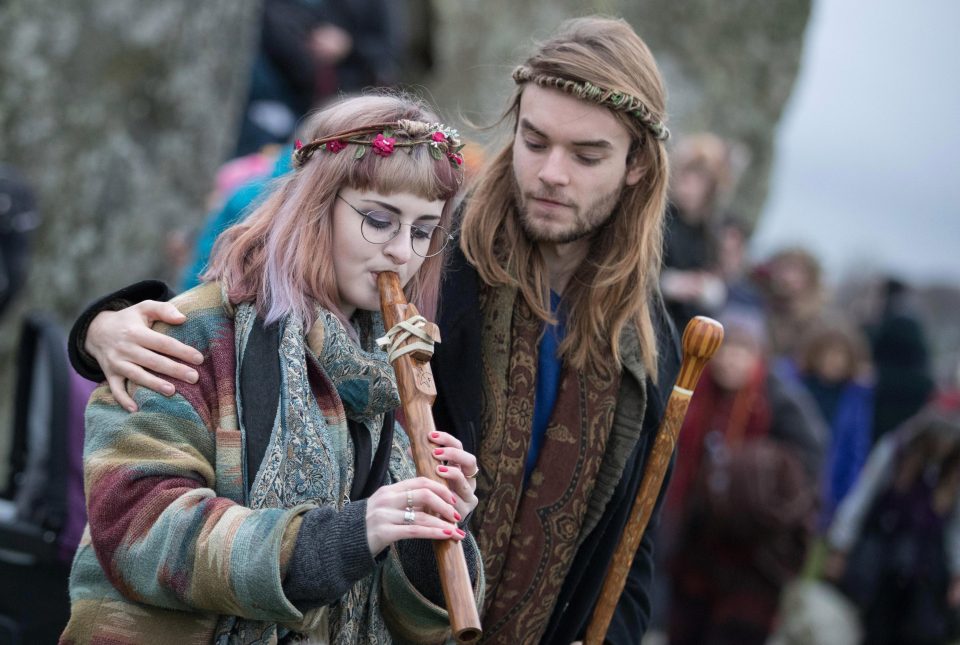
[460,17,670,378]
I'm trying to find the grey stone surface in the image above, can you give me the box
[0,1,261,480]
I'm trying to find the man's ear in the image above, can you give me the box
[625,157,645,186]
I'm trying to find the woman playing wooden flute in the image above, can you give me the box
[61,94,483,645]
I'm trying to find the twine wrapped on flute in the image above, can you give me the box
[376,315,438,363]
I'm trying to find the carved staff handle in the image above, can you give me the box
[377,272,482,643]
[584,316,724,644]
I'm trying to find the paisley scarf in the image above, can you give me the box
[472,285,621,643]
[219,305,404,644]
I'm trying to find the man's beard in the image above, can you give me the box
[512,176,624,244]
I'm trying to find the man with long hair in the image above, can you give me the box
[70,16,679,644]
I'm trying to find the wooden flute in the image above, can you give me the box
[584,315,723,644]
[377,271,482,643]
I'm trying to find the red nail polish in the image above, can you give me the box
[456,528,466,536]
[454,512,462,521]
[433,448,443,455]
[438,465,449,473]
[443,529,453,535]
[431,432,439,438]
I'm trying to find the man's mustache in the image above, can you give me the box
[528,191,573,207]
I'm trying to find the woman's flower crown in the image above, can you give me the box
[292,120,465,170]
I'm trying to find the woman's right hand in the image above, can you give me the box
[85,301,204,412]
[365,477,466,556]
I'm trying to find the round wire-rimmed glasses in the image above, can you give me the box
[337,195,453,258]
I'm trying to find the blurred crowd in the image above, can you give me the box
[1,4,959,643]
[650,132,960,645]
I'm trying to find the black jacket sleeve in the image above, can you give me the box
[68,280,176,381]
[394,533,481,608]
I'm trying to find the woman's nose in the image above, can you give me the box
[382,227,413,264]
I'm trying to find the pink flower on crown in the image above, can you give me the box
[431,131,447,143]
[448,152,463,166]
[326,139,347,153]
[372,133,396,156]
[294,139,303,150]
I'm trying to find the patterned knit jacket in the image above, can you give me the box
[60,282,478,644]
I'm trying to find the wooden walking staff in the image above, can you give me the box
[377,271,483,643]
[584,316,724,644]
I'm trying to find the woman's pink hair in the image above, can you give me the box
[204,93,462,328]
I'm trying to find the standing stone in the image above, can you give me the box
[0,1,261,478]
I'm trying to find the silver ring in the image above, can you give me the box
[403,508,416,525]
[406,490,414,508]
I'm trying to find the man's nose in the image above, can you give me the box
[537,148,570,186]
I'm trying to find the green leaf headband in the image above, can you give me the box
[512,65,670,142]
[292,120,466,171]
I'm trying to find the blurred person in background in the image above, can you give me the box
[792,319,874,530]
[660,133,733,331]
[235,0,411,157]
[649,210,764,639]
[178,141,296,291]
[664,307,825,645]
[866,277,936,443]
[938,357,960,411]
[716,215,765,311]
[756,246,828,370]
[825,403,960,645]
[0,167,99,642]
[0,164,40,318]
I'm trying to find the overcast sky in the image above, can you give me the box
[752,0,960,286]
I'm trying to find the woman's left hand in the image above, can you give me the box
[427,430,479,520]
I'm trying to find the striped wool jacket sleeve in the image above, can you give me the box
[76,286,309,623]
